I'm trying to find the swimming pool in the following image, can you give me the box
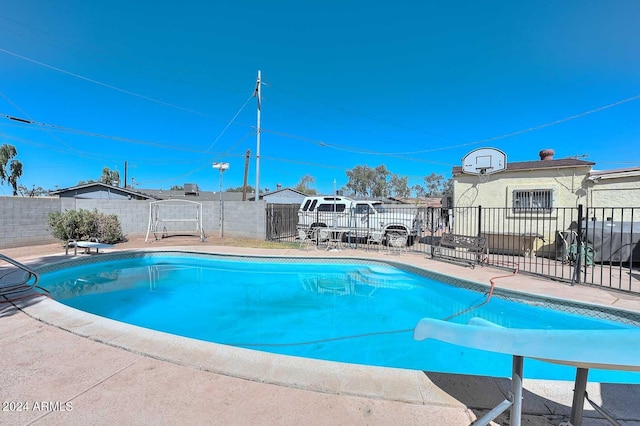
[37,251,640,384]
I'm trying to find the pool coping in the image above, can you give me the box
[19,292,464,407]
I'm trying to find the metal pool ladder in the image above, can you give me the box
[0,253,42,297]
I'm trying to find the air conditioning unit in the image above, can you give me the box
[184,183,199,195]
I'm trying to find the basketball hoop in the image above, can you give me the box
[461,148,507,178]
[478,167,491,182]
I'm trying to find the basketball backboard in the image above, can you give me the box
[461,148,507,175]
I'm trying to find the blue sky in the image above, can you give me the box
[1,1,639,196]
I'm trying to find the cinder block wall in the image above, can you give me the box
[0,197,61,248]
[0,197,267,249]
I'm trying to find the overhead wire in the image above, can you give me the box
[0,91,103,160]
[0,47,253,125]
[3,44,640,184]
[5,46,640,163]
[206,95,254,152]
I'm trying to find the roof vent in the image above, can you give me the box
[539,149,555,161]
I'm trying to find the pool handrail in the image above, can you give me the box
[0,253,40,294]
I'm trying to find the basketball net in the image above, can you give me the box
[478,168,490,183]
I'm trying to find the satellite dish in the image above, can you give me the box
[461,148,507,175]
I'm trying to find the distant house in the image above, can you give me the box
[249,187,307,204]
[50,183,157,200]
[138,188,246,202]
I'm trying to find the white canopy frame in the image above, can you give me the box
[145,199,206,243]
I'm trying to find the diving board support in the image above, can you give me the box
[570,368,588,426]
[473,355,523,426]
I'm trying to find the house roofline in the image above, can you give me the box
[452,158,595,176]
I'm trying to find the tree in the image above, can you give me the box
[371,165,390,198]
[419,173,453,197]
[345,165,372,196]
[99,167,120,186]
[170,185,184,191]
[389,174,410,198]
[294,174,317,195]
[345,164,390,197]
[411,184,427,198]
[0,144,23,196]
[18,185,47,197]
[226,185,254,192]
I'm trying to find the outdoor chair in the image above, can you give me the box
[317,228,330,247]
[298,228,316,250]
[366,230,385,251]
[387,232,408,255]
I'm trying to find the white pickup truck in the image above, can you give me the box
[297,196,421,246]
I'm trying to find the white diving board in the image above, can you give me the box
[414,317,640,426]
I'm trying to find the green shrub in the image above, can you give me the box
[48,209,126,244]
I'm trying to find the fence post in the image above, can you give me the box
[477,205,482,237]
[429,207,435,257]
[573,204,584,284]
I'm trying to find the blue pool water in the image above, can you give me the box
[38,253,640,383]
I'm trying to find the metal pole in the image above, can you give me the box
[213,163,229,238]
[254,70,261,202]
[510,355,524,426]
[219,168,223,238]
[570,368,589,426]
[573,204,584,284]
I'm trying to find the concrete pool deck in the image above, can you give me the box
[2,238,640,425]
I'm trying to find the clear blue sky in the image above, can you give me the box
[1,1,639,196]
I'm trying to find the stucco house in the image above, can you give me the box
[452,149,594,212]
[450,148,640,257]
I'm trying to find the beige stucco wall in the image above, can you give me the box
[587,174,640,221]
[452,166,591,251]
[453,166,591,210]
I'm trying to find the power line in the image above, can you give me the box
[0,47,253,125]
[206,95,253,152]
[4,47,638,163]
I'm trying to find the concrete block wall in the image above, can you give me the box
[75,199,150,235]
[0,196,61,248]
[0,197,267,249]
[222,201,266,239]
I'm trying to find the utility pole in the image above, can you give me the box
[253,70,261,202]
[123,161,128,188]
[242,149,250,201]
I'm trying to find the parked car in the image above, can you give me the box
[297,196,421,246]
